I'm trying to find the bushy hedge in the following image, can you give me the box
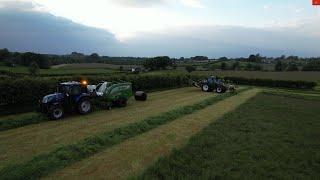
[0,74,316,108]
[0,74,191,107]
[224,77,317,89]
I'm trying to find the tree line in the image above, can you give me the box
[0,48,148,69]
[1,49,320,73]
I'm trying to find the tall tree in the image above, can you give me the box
[29,61,39,76]
[275,61,284,71]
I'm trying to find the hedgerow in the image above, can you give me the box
[0,74,316,108]
[0,88,249,179]
[0,74,192,107]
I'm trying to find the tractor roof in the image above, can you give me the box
[60,81,81,86]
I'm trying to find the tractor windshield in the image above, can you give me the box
[58,85,70,94]
[97,82,108,94]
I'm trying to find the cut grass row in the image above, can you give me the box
[47,88,259,179]
[0,87,212,169]
[263,89,320,101]
[2,90,284,133]
[138,93,320,179]
[0,88,249,179]
[0,112,47,131]
[0,86,191,131]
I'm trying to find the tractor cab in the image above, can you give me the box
[58,81,88,97]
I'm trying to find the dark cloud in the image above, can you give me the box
[0,4,121,55]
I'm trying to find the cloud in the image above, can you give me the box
[0,0,47,12]
[112,0,168,7]
[0,0,319,57]
[121,23,320,57]
[180,0,204,8]
[263,5,271,10]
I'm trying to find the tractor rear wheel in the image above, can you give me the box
[49,105,64,120]
[78,98,92,114]
[216,86,225,93]
[116,98,127,107]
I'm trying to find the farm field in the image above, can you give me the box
[2,63,320,83]
[46,88,259,179]
[0,87,215,169]
[51,63,140,70]
[0,86,319,179]
[139,92,320,179]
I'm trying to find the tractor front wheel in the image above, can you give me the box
[78,98,92,114]
[202,84,211,92]
[49,105,64,120]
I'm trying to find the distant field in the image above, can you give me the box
[207,70,320,82]
[51,63,140,70]
[1,64,320,83]
[146,70,320,82]
[0,65,119,75]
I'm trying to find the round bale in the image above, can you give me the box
[135,91,147,101]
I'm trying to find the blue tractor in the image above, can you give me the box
[191,76,235,93]
[39,81,92,120]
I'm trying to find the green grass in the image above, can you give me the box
[0,65,30,73]
[193,70,320,82]
[0,88,249,179]
[0,112,47,131]
[263,90,320,101]
[145,69,320,82]
[138,93,320,179]
[0,87,214,169]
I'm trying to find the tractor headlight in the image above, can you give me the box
[42,97,49,103]
[42,95,54,103]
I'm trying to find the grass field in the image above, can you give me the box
[51,63,140,70]
[146,70,320,82]
[0,87,214,169]
[46,89,259,179]
[138,93,320,179]
[2,63,320,83]
[0,87,248,179]
[0,84,319,179]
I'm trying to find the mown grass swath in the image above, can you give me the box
[0,88,249,179]
[137,93,320,179]
[0,113,47,131]
[263,90,320,101]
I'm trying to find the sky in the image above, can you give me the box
[0,0,319,57]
